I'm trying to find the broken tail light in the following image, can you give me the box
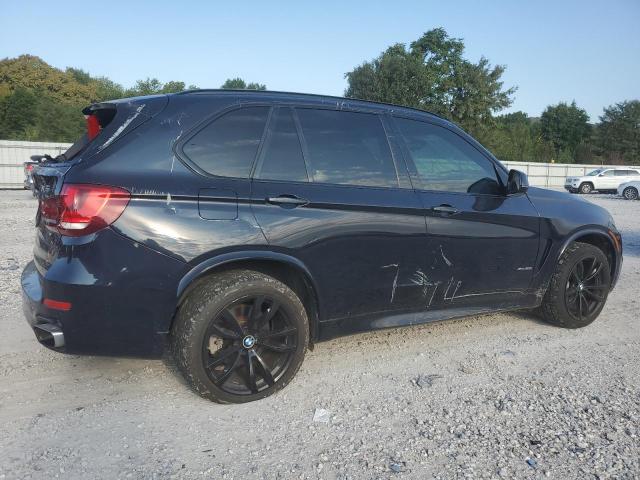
[40,184,130,237]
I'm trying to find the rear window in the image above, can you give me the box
[296,109,398,187]
[183,106,270,177]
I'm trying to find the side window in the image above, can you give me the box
[256,108,308,182]
[296,109,398,187]
[602,170,615,176]
[182,106,269,177]
[395,118,501,195]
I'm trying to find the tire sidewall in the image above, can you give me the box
[174,272,309,403]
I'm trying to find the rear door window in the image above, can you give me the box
[295,108,398,187]
[183,106,270,177]
[255,108,308,182]
[395,117,501,195]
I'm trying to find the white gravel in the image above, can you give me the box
[0,190,638,479]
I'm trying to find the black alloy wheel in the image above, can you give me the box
[564,255,608,323]
[202,295,298,395]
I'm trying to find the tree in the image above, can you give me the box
[161,81,186,93]
[221,78,266,90]
[0,87,39,139]
[539,101,591,161]
[93,76,126,100]
[596,100,640,165]
[344,28,516,136]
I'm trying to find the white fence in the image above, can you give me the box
[0,140,72,188]
[1,139,638,189]
[501,160,640,188]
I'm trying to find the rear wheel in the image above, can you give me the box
[539,242,610,328]
[171,270,309,403]
[623,186,639,200]
[579,183,593,194]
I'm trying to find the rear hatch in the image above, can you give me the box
[31,96,168,274]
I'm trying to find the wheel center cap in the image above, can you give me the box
[242,335,256,349]
[578,283,584,291]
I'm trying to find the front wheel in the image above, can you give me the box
[623,186,639,200]
[171,270,309,403]
[539,242,611,328]
[579,183,593,194]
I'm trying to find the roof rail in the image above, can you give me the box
[175,89,447,121]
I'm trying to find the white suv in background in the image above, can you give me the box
[565,168,640,194]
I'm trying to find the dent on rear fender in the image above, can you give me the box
[111,198,267,262]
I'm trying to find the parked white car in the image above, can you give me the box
[564,167,640,194]
[618,180,640,200]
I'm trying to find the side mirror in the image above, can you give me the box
[507,169,529,194]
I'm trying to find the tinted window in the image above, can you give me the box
[183,106,269,177]
[296,109,398,187]
[396,118,501,195]
[256,108,308,182]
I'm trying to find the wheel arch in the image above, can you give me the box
[557,227,621,286]
[174,251,322,341]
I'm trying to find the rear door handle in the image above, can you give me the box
[431,204,459,215]
[266,195,309,207]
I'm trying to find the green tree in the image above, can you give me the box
[221,78,266,90]
[596,100,640,165]
[92,76,126,100]
[160,81,186,93]
[539,101,591,161]
[0,87,39,139]
[345,28,516,136]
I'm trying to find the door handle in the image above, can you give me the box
[266,195,309,207]
[431,204,459,215]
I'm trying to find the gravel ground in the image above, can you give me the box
[0,190,638,479]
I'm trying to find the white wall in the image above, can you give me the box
[502,160,640,188]
[0,140,72,188]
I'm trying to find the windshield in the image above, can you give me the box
[586,169,603,176]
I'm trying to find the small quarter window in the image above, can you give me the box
[183,106,269,177]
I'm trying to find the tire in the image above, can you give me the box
[171,270,309,403]
[579,183,593,194]
[623,186,639,200]
[539,242,611,329]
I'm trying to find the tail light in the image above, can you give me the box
[26,164,34,172]
[40,184,130,237]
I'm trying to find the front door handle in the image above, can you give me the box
[266,195,309,207]
[431,204,459,215]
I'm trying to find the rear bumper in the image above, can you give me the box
[21,228,187,357]
[22,261,66,351]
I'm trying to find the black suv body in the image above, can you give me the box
[22,91,622,402]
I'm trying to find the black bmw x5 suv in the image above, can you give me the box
[22,90,622,403]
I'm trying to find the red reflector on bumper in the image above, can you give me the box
[43,298,72,311]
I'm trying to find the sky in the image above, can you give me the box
[1,0,638,121]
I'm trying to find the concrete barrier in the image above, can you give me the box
[0,140,72,189]
[501,160,640,188]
